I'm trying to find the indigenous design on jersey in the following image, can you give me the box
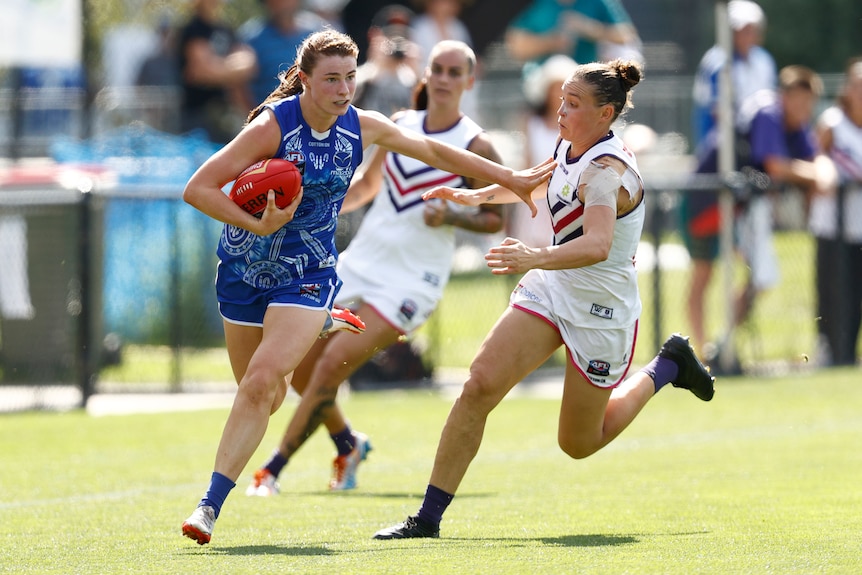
[217,96,362,290]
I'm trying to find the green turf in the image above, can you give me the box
[2,367,861,574]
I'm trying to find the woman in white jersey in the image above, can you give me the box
[244,39,504,497]
[180,29,555,546]
[374,58,716,539]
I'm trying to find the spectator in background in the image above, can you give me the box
[353,5,421,116]
[682,66,835,363]
[410,0,473,66]
[178,0,257,144]
[508,54,577,248]
[240,0,327,108]
[811,57,862,367]
[136,17,180,88]
[684,0,777,357]
[409,0,478,120]
[691,0,777,145]
[505,0,640,73]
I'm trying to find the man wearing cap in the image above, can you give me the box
[692,0,777,144]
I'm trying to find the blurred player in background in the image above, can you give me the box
[246,39,504,496]
[374,58,715,539]
[179,29,555,545]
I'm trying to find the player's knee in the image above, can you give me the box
[557,435,597,460]
[458,372,502,414]
[238,369,281,411]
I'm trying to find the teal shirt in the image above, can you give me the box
[510,0,632,65]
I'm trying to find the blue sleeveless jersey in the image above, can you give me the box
[216,96,363,290]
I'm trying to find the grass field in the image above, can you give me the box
[2,367,861,574]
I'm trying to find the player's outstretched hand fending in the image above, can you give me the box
[507,157,556,216]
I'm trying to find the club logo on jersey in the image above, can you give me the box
[587,359,611,377]
[590,303,614,320]
[299,283,322,302]
[399,299,418,322]
[561,183,573,198]
[333,133,356,185]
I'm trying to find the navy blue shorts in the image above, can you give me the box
[216,263,340,327]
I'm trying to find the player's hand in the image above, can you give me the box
[505,157,556,217]
[258,187,303,235]
[485,236,536,275]
[422,186,483,206]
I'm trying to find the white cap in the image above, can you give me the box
[523,55,578,108]
[728,0,765,31]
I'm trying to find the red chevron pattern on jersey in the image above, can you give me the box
[382,151,464,212]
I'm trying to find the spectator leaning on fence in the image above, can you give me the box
[683,0,777,357]
[811,56,862,367]
[683,65,837,363]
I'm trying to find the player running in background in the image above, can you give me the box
[245,39,504,497]
[373,57,715,539]
[179,29,555,545]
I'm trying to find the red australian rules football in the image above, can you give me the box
[229,158,302,217]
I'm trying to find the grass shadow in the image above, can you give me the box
[183,544,336,557]
[540,534,638,547]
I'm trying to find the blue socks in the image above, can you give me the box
[260,427,354,482]
[417,484,454,526]
[200,471,235,519]
[263,449,289,478]
[331,427,356,457]
[641,355,679,394]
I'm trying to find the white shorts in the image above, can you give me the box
[737,196,780,290]
[335,264,440,335]
[510,269,638,389]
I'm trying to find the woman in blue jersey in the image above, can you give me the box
[180,29,555,545]
[374,58,715,540]
[244,40,504,497]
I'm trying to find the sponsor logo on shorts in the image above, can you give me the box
[590,303,613,320]
[587,359,611,377]
[299,283,322,302]
[513,283,541,303]
[423,272,440,287]
[399,299,418,322]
